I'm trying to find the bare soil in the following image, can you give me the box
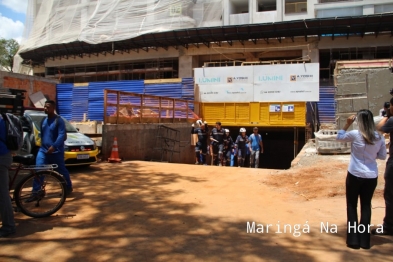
[1,141,392,261]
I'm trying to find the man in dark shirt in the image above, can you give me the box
[210,122,225,166]
[0,115,15,237]
[191,120,208,165]
[223,129,234,166]
[375,96,393,235]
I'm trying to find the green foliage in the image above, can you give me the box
[0,38,20,72]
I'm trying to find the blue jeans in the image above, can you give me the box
[250,149,260,168]
[33,151,72,192]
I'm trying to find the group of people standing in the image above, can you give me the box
[191,121,264,168]
[336,97,393,250]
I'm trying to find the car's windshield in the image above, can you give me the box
[30,115,78,132]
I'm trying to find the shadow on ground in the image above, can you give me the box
[1,161,392,261]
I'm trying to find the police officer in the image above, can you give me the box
[191,120,208,165]
[223,129,234,166]
[210,121,226,166]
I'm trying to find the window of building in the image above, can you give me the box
[285,0,307,14]
[319,0,354,3]
[257,0,277,12]
[229,0,249,15]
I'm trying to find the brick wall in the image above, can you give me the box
[0,71,58,107]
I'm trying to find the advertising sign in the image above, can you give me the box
[198,84,254,102]
[194,63,319,102]
[253,64,319,102]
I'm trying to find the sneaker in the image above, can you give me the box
[24,193,38,203]
[66,187,73,196]
[0,229,15,238]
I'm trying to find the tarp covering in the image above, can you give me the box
[19,0,223,55]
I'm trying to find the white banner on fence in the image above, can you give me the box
[194,63,319,102]
[253,64,319,101]
[195,66,253,85]
[198,84,254,102]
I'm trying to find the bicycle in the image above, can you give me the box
[9,154,67,218]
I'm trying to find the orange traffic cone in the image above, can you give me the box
[108,137,122,163]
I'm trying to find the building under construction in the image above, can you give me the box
[13,0,393,168]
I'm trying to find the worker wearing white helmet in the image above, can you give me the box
[191,120,208,165]
[235,127,249,167]
[223,129,234,166]
[210,121,226,166]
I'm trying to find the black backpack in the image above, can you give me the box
[0,113,24,151]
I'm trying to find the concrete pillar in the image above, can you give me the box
[363,5,374,15]
[179,55,198,78]
[249,0,256,24]
[277,0,283,22]
[223,0,230,25]
[303,48,319,63]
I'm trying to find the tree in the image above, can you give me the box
[0,38,20,72]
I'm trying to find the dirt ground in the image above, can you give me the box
[1,141,392,262]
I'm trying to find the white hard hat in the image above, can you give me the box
[240,127,246,132]
[196,120,203,126]
[225,129,230,133]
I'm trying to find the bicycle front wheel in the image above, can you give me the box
[14,170,67,218]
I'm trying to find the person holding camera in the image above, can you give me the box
[380,101,390,117]
[337,109,387,249]
[375,97,393,236]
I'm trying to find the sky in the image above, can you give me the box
[0,0,28,43]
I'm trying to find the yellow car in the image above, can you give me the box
[19,110,99,166]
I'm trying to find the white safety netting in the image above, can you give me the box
[18,0,223,56]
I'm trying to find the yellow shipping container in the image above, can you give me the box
[201,102,306,127]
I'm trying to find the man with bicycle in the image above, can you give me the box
[0,115,15,237]
[29,100,73,200]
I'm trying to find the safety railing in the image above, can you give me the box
[104,89,200,124]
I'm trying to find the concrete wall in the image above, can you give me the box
[0,71,58,107]
[336,68,393,129]
[102,123,195,164]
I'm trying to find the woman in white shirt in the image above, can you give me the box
[337,109,387,250]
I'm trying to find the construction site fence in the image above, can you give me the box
[104,89,200,124]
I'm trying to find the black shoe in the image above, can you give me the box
[347,244,360,249]
[24,194,38,203]
[0,229,15,238]
[360,245,370,249]
[66,187,73,196]
[371,228,393,235]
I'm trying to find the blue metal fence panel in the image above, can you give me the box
[71,85,89,121]
[181,78,194,101]
[318,86,336,124]
[88,80,144,121]
[58,79,196,122]
[56,83,73,120]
